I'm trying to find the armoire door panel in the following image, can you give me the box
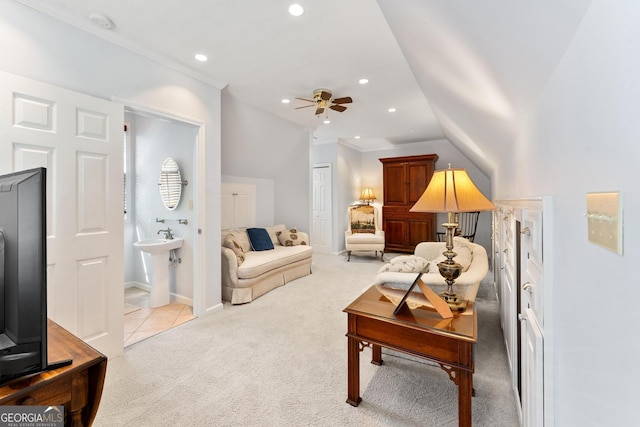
[407,163,431,204]
[408,220,433,248]
[382,163,407,205]
[380,154,438,253]
[383,220,407,249]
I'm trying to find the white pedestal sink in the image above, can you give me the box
[133,237,184,307]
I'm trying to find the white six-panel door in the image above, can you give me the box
[312,165,331,254]
[0,71,124,358]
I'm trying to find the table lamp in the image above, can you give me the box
[359,187,376,205]
[410,165,496,311]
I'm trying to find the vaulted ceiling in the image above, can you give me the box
[17,0,592,175]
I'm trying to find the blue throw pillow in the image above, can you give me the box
[246,228,274,251]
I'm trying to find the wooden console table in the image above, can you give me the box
[0,320,107,427]
[344,286,477,427]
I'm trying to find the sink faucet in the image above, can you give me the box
[157,227,174,239]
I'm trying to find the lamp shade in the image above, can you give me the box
[359,187,376,202]
[410,167,496,213]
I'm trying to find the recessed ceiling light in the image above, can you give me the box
[358,78,369,85]
[288,4,304,16]
[195,54,208,62]
[355,136,361,139]
[281,99,290,104]
[388,107,397,113]
[323,119,331,124]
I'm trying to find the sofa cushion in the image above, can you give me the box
[345,232,385,244]
[276,228,308,246]
[378,255,429,274]
[238,245,313,279]
[226,230,251,252]
[247,228,274,251]
[266,224,287,245]
[223,234,245,265]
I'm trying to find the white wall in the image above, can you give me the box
[337,143,364,251]
[0,1,223,313]
[221,175,275,227]
[125,113,196,301]
[494,1,640,425]
[221,91,312,232]
[274,133,312,231]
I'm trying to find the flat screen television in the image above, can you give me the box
[0,167,69,385]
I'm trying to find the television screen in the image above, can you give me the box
[0,167,48,384]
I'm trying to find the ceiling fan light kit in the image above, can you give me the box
[295,88,353,117]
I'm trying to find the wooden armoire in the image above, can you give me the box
[379,154,439,253]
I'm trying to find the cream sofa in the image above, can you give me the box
[221,224,313,304]
[373,237,488,302]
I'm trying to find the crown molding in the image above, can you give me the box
[16,0,227,90]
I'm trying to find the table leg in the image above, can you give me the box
[457,369,473,427]
[371,344,383,366]
[346,336,362,406]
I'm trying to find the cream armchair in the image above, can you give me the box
[345,204,385,261]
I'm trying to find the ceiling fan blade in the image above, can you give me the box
[330,104,347,113]
[319,91,332,101]
[295,105,316,109]
[295,97,316,103]
[315,106,325,115]
[332,96,352,104]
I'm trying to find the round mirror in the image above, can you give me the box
[159,158,182,210]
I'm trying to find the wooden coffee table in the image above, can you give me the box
[0,320,107,427]
[344,285,477,427]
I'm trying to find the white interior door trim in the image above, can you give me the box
[112,97,207,317]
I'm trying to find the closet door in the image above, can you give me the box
[221,183,255,230]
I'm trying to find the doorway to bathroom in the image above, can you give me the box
[122,106,203,346]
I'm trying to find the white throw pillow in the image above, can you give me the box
[223,234,245,265]
[378,255,429,274]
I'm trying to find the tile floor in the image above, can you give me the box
[124,287,195,347]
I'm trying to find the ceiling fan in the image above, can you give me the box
[295,89,353,116]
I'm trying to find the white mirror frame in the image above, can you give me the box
[159,157,182,210]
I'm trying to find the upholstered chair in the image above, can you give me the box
[345,204,385,261]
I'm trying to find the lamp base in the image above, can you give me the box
[440,291,467,312]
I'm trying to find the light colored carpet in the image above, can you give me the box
[95,253,518,426]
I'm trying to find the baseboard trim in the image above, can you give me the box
[125,281,193,306]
